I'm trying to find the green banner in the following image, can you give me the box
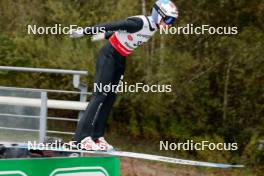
[0,156,119,176]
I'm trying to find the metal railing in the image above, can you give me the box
[0,66,91,143]
[0,66,88,115]
[0,66,87,75]
[0,88,47,142]
[0,65,88,92]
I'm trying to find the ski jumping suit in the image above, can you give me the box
[74,15,158,143]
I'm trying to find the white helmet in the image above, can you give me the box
[151,0,179,25]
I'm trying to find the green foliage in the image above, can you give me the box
[242,133,264,165]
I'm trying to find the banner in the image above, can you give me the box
[0,156,119,176]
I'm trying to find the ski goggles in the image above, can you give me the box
[164,16,175,25]
[153,4,176,25]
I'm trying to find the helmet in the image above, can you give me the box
[151,0,179,25]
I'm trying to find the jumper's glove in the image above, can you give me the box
[69,28,84,38]
[91,33,105,42]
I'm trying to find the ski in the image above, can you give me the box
[13,144,244,169]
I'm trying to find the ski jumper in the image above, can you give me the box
[73,15,158,143]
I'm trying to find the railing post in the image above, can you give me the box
[73,74,88,120]
[39,92,48,143]
[78,84,87,120]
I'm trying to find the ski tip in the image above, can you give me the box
[231,164,245,168]
[219,164,244,169]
